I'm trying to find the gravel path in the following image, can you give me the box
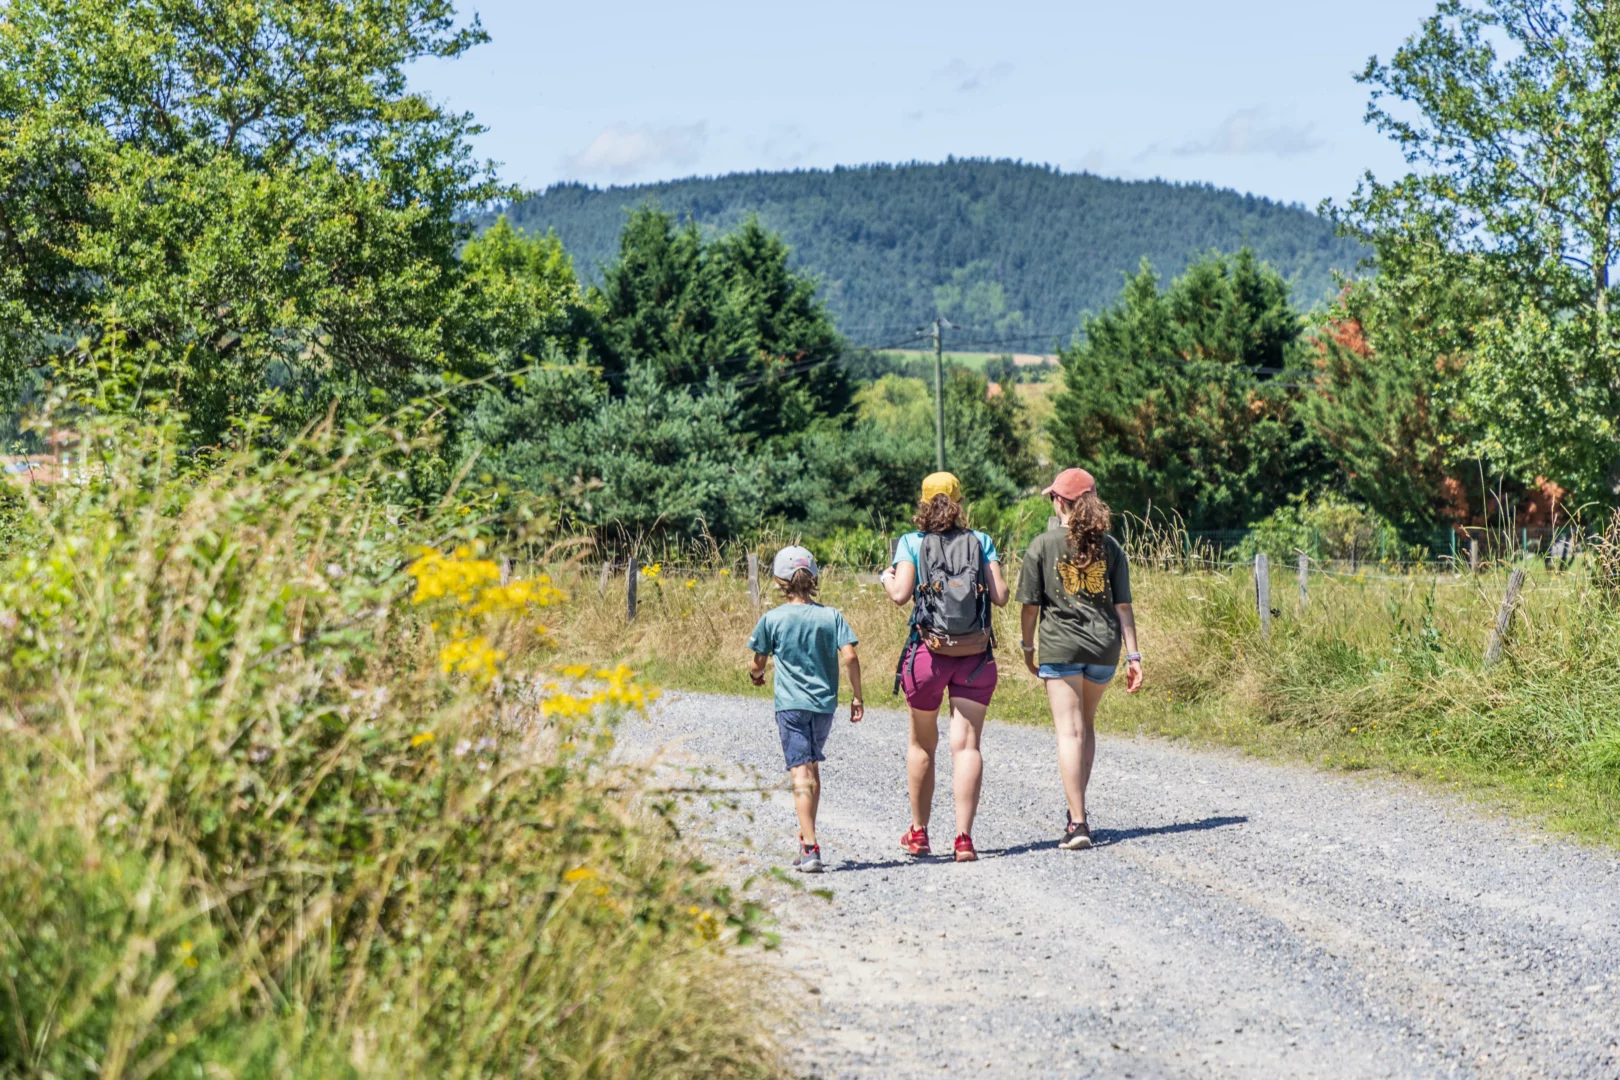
[625,692,1620,1080]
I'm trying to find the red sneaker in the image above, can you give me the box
[953,834,978,862]
[900,825,930,856]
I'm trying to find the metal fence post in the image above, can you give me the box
[1297,553,1308,611]
[1255,553,1271,640]
[1469,537,1480,575]
[626,557,638,621]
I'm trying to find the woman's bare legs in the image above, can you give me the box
[907,707,940,830]
[1046,675,1109,822]
[948,698,988,836]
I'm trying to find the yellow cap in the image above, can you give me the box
[920,471,962,502]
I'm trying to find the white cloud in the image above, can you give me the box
[1171,108,1324,158]
[1073,149,1109,174]
[934,58,1014,93]
[745,124,819,167]
[563,122,708,178]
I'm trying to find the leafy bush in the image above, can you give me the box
[1240,493,1417,562]
[0,417,781,1079]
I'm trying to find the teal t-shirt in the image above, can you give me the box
[892,529,1001,570]
[747,602,858,714]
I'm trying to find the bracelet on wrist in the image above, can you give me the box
[1126,652,1142,662]
[1019,643,1036,653]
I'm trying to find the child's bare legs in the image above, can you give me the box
[948,698,987,837]
[1047,675,1108,822]
[906,708,940,829]
[790,761,821,846]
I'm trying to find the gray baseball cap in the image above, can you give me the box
[771,545,819,580]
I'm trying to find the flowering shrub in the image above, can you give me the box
[0,420,780,1080]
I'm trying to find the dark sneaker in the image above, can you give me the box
[794,842,824,873]
[1059,815,1092,851]
[953,834,978,862]
[900,825,930,856]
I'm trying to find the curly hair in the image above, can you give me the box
[775,568,818,601]
[1064,490,1112,565]
[912,493,968,534]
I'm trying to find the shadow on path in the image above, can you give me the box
[829,815,1250,871]
[1091,814,1249,848]
[979,814,1251,857]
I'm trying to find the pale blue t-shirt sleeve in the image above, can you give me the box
[892,530,999,567]
[834,611,857,648]
[746,614,772,655]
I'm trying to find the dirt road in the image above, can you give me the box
[628,693,1620,1079]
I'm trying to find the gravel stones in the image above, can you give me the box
[626,692,1620,1079]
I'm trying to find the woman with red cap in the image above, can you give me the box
[1014,468,1143,849]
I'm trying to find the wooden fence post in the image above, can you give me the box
[1297,553,1309,611]
[626,557,638,621]
[499,555,511,586]
[598,560,612,594]
[746,553,761,610]
[1482,567,1526,666]
[1255,553,1271,640]
[1469,537,1480,575]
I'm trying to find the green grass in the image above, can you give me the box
[555,558,1620,845]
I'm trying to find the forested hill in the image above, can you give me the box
[500,159,1365,343]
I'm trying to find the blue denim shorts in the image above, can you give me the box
[1037,662,1117,685]
[776,709,834,769]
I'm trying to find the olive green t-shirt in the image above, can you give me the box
[1014,531,1132,666]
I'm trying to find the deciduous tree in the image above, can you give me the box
[1332,0,1620,497]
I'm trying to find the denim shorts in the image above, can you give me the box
[776,709,834,769]
[1037,662,1116,685]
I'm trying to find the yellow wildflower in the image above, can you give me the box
[410,731,436,747]
[438,635,504,682]
[563,866,596,883]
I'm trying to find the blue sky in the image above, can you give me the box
[410,0,1437,208]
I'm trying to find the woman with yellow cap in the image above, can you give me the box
[878,471,1009,862]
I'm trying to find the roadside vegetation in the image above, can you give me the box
[0,410,784,1078]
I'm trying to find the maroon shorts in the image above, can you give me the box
[900,643,998,711]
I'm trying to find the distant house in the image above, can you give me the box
[1,429,81,487]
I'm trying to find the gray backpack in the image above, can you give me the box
[914,529,991,655]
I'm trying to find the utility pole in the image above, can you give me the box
[932,318,946,472]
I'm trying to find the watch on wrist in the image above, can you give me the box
[1019,643,1036,653]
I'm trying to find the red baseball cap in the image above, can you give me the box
[1042,467,1096,501]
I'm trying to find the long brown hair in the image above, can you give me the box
[775,568,818,601]
[1064,490,1112,565]
[912,493,967,534]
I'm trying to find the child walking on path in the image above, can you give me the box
[747,546,865,873]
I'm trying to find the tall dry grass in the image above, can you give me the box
[0,417,784,1079]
